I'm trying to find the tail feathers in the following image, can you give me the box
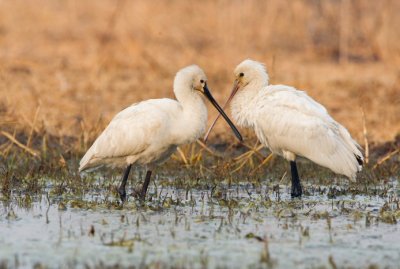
[79,147,95,172]
[79,162,91,172]
[338,125,364,174]
[355,154,363,166]
[79,160,90,172]
[352,142,364,173]
[79,162,103,173]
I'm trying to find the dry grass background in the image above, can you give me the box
[0,0,399,154]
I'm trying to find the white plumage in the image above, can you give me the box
[79,98,185,170]
[234,84,363,180]
[207,59,363,197]
[79,65,241,201]
[80,67,206,172]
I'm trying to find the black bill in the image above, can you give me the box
[203,80,240,142]
[202,83,243,142]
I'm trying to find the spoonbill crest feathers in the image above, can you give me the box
[234,59,269,86]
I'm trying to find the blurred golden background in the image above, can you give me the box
[1,0,399,151]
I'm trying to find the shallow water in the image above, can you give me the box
[1,180,399,269]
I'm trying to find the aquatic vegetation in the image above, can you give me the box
[1,180,399,269]
[0,138,399,268]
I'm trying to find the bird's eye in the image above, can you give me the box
[200,79,204,83]
[239,72,244,77]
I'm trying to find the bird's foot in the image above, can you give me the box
[291,184,303,198]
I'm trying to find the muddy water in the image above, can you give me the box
[1,180,399,269]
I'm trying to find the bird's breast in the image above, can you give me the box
[231,94,256,128]
[173,106,207,145]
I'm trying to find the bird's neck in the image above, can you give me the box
[174,88,208,144]
[231,82,265,128]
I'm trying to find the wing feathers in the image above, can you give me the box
[79,99,180,171]
[253,85,363,180]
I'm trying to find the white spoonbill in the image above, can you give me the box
[79,65,242,202]
[205,59,363,197]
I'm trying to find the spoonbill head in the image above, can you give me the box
[234,59,269,87]
[79,65,242,202]
[206,59,363,198]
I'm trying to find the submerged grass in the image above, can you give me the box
[0,162,399,268]
[0,131,399,206]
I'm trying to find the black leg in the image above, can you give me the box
[139,170,152,201]
[118,164,132,203]
[290,161,302,198]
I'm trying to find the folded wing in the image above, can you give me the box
[79,99,180,171]
[254,85,363,179]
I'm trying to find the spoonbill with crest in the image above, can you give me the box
[205,59,363,197]
[79,65,242,202]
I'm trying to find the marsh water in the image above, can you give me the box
[1,177,399,269]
